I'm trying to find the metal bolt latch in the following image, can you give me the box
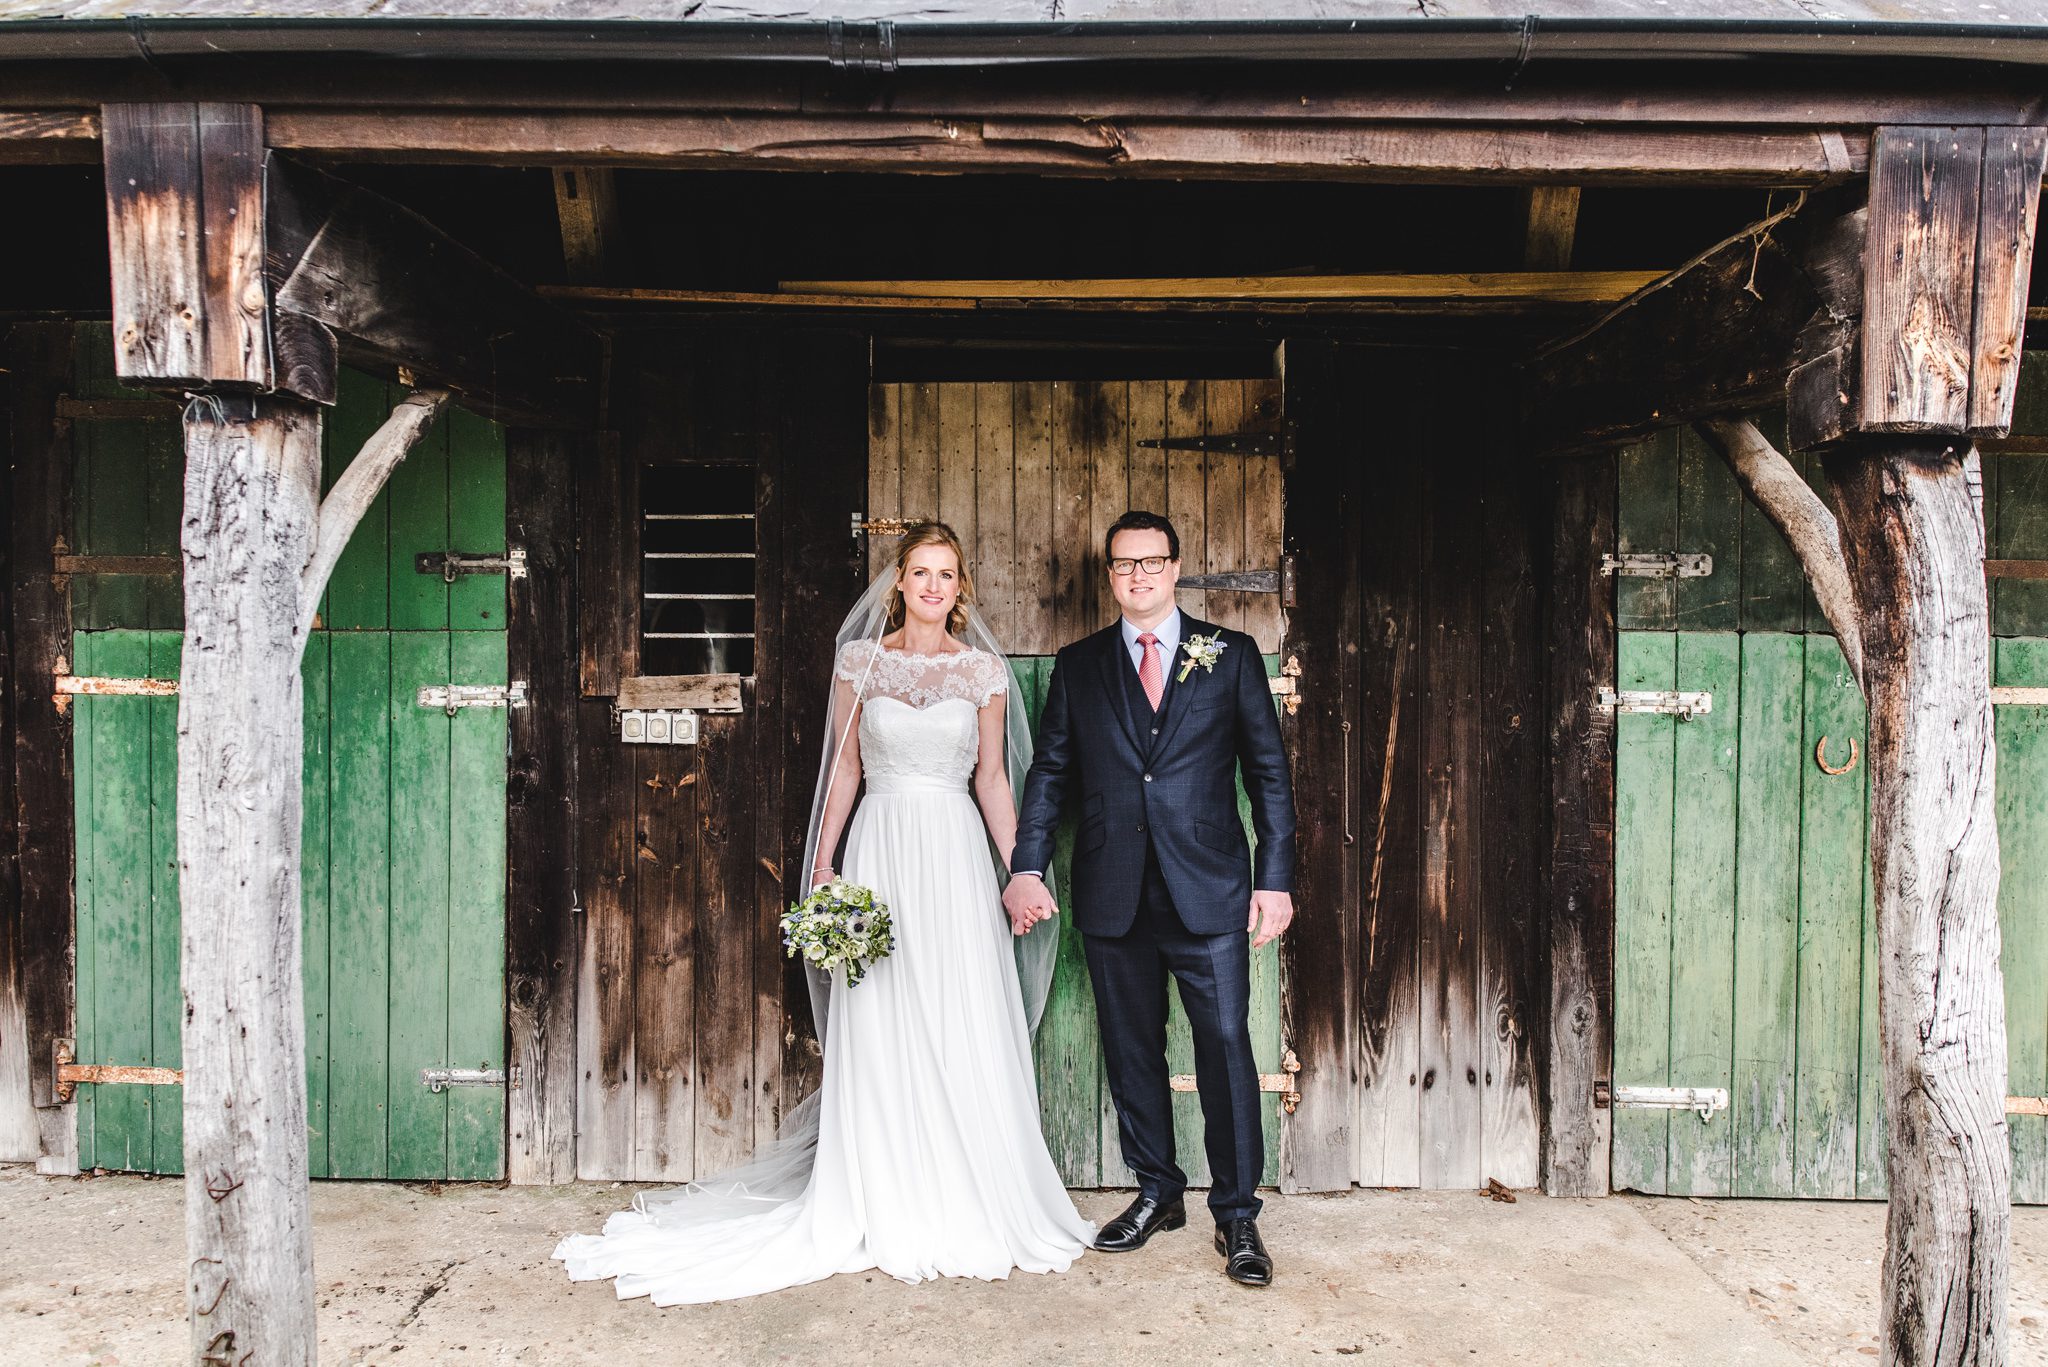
[1594,1081,1730,1122]
[1600,552,1713,579]
[416,681,529,715]
[415,547,527,583]
[420,1066,508,1093]
[1598,688,1713,720]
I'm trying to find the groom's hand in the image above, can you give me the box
[1248,891,1294,949]
[1003,872,1057,937]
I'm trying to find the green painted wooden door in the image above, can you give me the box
[1610,416,2048,1202]
[68,348,510,1180]
[1013,655,1286,1190]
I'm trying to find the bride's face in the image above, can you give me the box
[897,544,962,628]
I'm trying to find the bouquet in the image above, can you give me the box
[783,879,895,987]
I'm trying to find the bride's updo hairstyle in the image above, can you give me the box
[884,521,976,637]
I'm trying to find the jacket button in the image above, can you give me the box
[1151,726,1160,735]
[1143,773,1153,782]
[1136,823,1147,834]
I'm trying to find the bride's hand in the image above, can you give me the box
[810,866,836,889]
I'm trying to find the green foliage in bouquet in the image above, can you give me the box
[783,879,896,987]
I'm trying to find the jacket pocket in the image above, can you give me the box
[1193,818,1240,853]
[1078,818,1108,854]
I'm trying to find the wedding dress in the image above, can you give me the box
[553,643,1094,1305]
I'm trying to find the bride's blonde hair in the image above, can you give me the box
[884,522,975,637]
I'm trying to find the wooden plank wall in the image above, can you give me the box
[866,380,1285,656]
[572,330,866,1183]
[1608,401,2048,1203]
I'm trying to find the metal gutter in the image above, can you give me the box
[0,17,2047,70]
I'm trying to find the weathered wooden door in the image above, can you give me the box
[1283,349,1547,1194]
[866,378,1289,1188]
[67,348,510,1179]
[1609,419,2048,1201]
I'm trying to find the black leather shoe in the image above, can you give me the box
[1092,1194,1187,1252]
[1215,1217,1272,1286]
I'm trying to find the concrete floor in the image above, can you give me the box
[2,1167,2044,1366]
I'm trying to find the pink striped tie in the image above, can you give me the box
[1137,633,1164,711]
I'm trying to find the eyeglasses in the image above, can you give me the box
[1109,556,1173,576]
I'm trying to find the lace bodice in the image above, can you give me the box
[835,642,1009,789]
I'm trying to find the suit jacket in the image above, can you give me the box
[1012,615,1297,937]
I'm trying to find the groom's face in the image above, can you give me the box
[1107,528,1179,621]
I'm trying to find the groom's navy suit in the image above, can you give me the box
[1012,612,1296,1225]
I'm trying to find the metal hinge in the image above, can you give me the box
[51,1038,182,1102]
[1180,569,1281,593]
[415,547,527,583]
[1598,688,1712,720]
[1993,687,2048,706]
[421,1066,508,1094]
[52,673,178,715]
[1600,552,1713,579]
[851,513,924,538]
[416,681,529,714]
[1269,655,1303,716]
[1137,432,1284,457]
[1594,1081,1729,1121]
[1172,1047,1302,1114]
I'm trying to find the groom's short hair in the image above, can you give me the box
[1105,510,1180,564]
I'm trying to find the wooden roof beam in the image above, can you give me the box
[0,109,98,164]
[1519,190,1865,453]
[263,110,1869,187]
[266,154,605,427]
[99,101,603,427]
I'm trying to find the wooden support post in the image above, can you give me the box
[1275,339,1360,1194]
[505,430,582,1185]
[1825,440,2009,1367]
[1542,454,1617,1198]
[3,323,80,1175]
[1522,186,1582,270]
[176,394,323,1366]
[552,167,619,284]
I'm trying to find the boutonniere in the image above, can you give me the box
[1178,632,1227,682]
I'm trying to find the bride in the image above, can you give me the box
[554,522,1095,1305]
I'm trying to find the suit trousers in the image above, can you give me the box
[1082,845,1265,1225]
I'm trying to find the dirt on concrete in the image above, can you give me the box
[2,1165,2042,1365]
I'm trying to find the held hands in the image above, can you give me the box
[1248,890,1294,949]
[1002,872,1058,937]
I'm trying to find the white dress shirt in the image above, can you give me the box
[1120,609,1183,679]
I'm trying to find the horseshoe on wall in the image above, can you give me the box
[1815,734,1859,776]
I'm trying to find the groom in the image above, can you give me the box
[1004,510,1297,1288]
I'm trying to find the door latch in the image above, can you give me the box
[415,547,527,583]
[1594,1081,1729,1121]
[1598,688,1712,720]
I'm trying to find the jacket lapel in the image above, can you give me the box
[1094,626,1145,757]
[1151,615,1214,756]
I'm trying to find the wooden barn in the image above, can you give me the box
[3,3,2048,1356]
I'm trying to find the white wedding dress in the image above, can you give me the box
[554,644,1094,1305]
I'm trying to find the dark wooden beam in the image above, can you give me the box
[4,323,80,1174]
[505,429,583,1185]
[1542,453,1617,1198]
[1275,338,1360,1194]
[265,110,1868,187]
[102,103,272,391]
[1521,192,1864,454]
[1795,125,2048,449]
[266,155,606,428]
